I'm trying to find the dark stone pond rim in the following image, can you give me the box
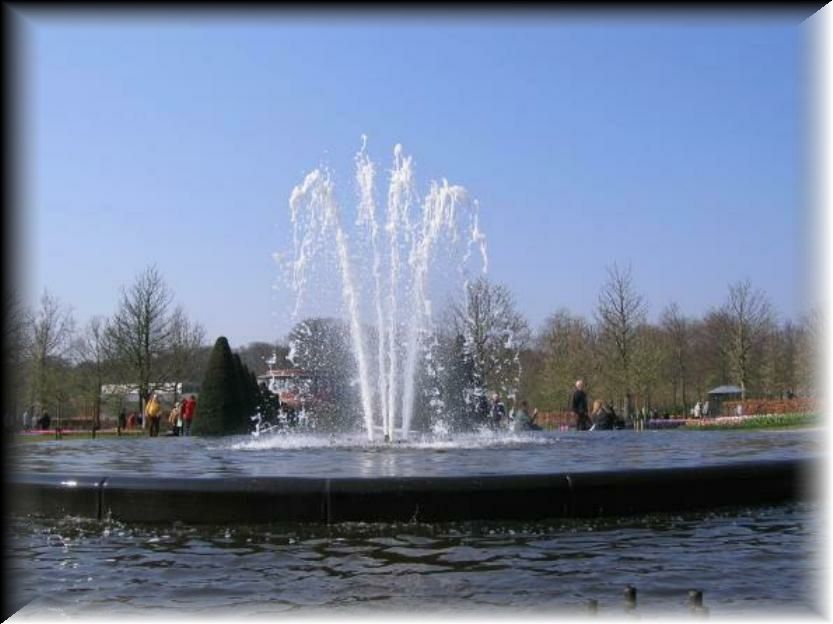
[9,458,818,524]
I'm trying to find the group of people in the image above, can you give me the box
[487,394,542,432]
[570,379,626,431]
[142,392,197,437]
[483,379,622,433]
[20,409,51,431]
[17,393,197,437]
[692,400,716,418]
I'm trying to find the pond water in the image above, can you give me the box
[8,428,823,478]
[7,503,821,618]
[7,428,824,618]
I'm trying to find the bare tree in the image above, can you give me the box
[287,317,360,429]
[595,263,646,416]
[693,310,732,398]
[631,323,665,411]
[757,322,794,399]
[660,302,691,410]
[797,307,823,397]
[775,320,800,397]
[107,266,174,415]
[165,306,207,402]
[73,316,111,430]
[4,289,31,425]
[448,277,530,400]
[28,290,76,420]
[722,279,774,401]
[532,309,595,410]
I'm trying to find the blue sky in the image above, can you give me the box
[17,10,809,348]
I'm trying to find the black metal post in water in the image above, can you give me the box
[623,585,637,612]
[586,598,598,614]
[688,590,708,617]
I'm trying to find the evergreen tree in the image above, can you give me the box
[249,370,260,412]
[258,381,281,422]
[193,337,246,435]
[231,353,249,425]
[242,363,257,417]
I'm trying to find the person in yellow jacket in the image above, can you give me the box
[145,392,163,437]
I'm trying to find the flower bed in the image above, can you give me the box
[722,398,815,416]
[646,419,685,429]
[535,412,576,430]
[683,413,819,430]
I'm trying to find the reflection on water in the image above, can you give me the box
[8,429,823,478]
[7,503,820,617]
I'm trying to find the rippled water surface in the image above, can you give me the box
[7,503,821,618]
[9,429,822,478]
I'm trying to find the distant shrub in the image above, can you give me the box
[192,337,248,436]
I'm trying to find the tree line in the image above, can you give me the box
[4,262,821,432]
[274,266,821,432]
[521,265,820,417]
[4,265,207,428]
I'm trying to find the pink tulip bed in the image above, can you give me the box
[680,412,819,430]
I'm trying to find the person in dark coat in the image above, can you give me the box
[570,380,591,431]
[590,399,613,430]
[607,403,625,429]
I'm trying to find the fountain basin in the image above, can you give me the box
[9,458,816,523]
[9,429,820,523]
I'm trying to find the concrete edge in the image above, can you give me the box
[7,459,818,524]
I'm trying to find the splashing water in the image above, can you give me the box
[281,139,489,441]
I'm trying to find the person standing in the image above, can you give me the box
[570,380,590,431]
[181,394,197,436]
[490,393,507,430]
[168,401,182,436]
[118,408,127,433]
[145,393,162,437]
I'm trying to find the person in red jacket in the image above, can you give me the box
[181,395,197,436]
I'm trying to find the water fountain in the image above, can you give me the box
[280,137,489,442]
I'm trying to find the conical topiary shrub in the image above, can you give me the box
[192,336,246,435]
[234,354,260,426]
